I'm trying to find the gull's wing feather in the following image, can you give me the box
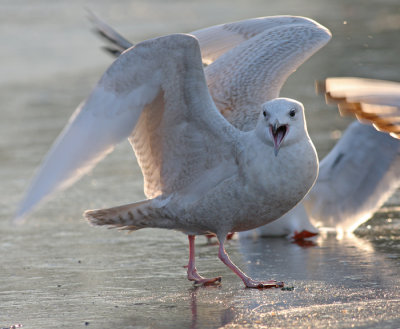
[16,39,162,221]
[305,121,400,232]
[17,34,236,220]
[128,45,239,198]
[16,89,147,221]
[205,21,331,130]
[87,10,133,57]
[191,16,329,65]
[318,77,400,138]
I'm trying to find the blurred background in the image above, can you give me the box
[1,0,400,328]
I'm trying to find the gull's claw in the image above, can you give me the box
[194,276,222,286]
[245,280,284,289]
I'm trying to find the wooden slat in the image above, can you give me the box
[317,77,400,139]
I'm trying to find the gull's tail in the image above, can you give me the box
[84,199,174,230]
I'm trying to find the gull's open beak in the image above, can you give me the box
[270,122,288,156]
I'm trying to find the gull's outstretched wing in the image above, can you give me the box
[318,77,400,139]
[16,34,237,220]
[88,10,133,57]
[192,16,329,66]
[205,20,331,130]
[306,121,400,232]
[90,14,331,131]
[89,13,328,65]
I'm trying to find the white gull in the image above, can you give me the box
[16,16,332,287]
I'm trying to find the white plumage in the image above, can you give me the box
[16,16,333,287]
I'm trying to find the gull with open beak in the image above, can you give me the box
[258,100,299,157]
[270,121,288,156]
[16,15,328,288]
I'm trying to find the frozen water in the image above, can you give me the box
[1,0,400,328]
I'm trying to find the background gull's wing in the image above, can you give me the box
[16,34,237,220]
[241,202,317,239]
[305,121,400,232]
[317,77,400,139]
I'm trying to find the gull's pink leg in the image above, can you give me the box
[186,235,221,286]
[217,238,284,289]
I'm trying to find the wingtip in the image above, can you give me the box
[13,189,44,226]
[292,16,332,42]
[307,20,332,47]
[84,7,98,23]
[321,25,332,40]
[305,16,332,40]
[316,24,332,45]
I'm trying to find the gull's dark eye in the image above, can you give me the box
[263,111,267,117]
[289,109,296,117]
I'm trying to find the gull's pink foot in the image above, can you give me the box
[187,269,222,286]
[292,230,318,247]
[187,265,222,285]
[187,235,221,286]
[243,279,284,289]
[195,278,222,286]
[292,230,318,241]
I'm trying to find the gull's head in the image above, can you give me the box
[255,98,307,156]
